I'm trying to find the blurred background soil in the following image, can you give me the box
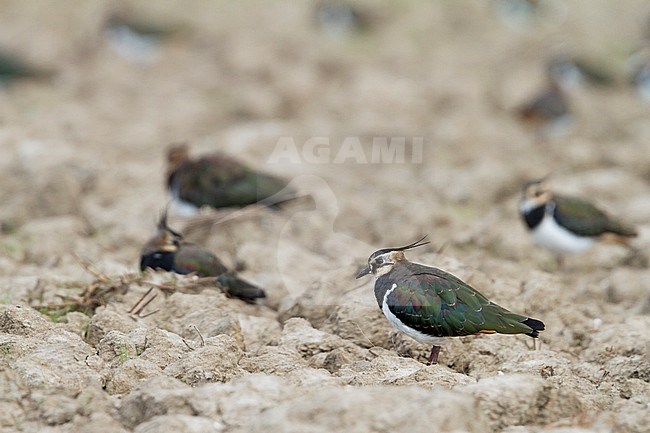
[0,1,649,432]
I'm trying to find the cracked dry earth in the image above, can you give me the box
[1,1,650,432]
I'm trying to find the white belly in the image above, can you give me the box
[168,193,200,217]
[531,214,595,254]
[381,284,449,346]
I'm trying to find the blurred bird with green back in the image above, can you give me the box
[519,179,639,262]
[140,209,266,303]
[166,143,295,216]
[0,52,52,87]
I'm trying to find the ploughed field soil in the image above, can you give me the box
[1,1,649,432]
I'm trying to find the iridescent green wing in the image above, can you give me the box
[175,155,288,208]
[173,156,245,208]
[173,243,228,277]
[386,265,534,337]
[553,195,636,237]
[216,271,266,303]
[219,172,289,207]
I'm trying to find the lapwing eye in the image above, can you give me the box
[375,257,384,265]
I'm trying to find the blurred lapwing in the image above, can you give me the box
[493,0,567,31]
[104,13,181,63]
[519,179,638,258]
[140,210,266,303]
[631,58,650,103]
[356,237,545,365]
[629,49,650,104]
[0,51,52,87]
[546,51,614,90]
[166,143,295,216]
[516,79,572,140]
[314,0,375,38]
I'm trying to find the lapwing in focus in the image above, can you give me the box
[140,209,266,303]
[356,237,545,365]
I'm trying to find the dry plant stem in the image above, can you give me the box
[128,287,155,314]
[74,253,111,284]
[192,325,205,347]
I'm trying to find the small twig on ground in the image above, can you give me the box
[182,338,195,351]
[143,276,216,295]
[139,309,160,318]
[596,370,610,389]
[128,287,159,317]
[352,319,378,351]
[27,278,45,305]
[128,287,155,314]
[192,325,205,347]
[73,253,111,283]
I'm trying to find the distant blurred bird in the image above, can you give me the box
[495,0,540,28]
[313,0,373,38]
[493,0,567,31]
[356,237,545,365]
[140,210,266,303]
[546,52,615,90]
[166,143,295,216]
[103,13,181,62]
[519,179,638,259]
[0,52,52,86]
[629,50,650,104]
[516,80,572,140]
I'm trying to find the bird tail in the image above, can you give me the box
[216,272,266,304]
[604,221,638,238]
[522,317,545,338]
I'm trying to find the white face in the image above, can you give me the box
[368,251,397,277]
[357,247,414,280]
[520,197,541,213]
[520,182,551,213]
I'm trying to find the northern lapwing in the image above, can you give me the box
[103,12,182,63]
[516,79,572,140]
[494,0,567,31]
[166,143,294,216]
[313,0,375,38]
[629,51,650,104]
[546,51,614,90]
[519,179,638,258]
[140,210,266,303]
[355,237,545,365]
[0,52,52,87]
